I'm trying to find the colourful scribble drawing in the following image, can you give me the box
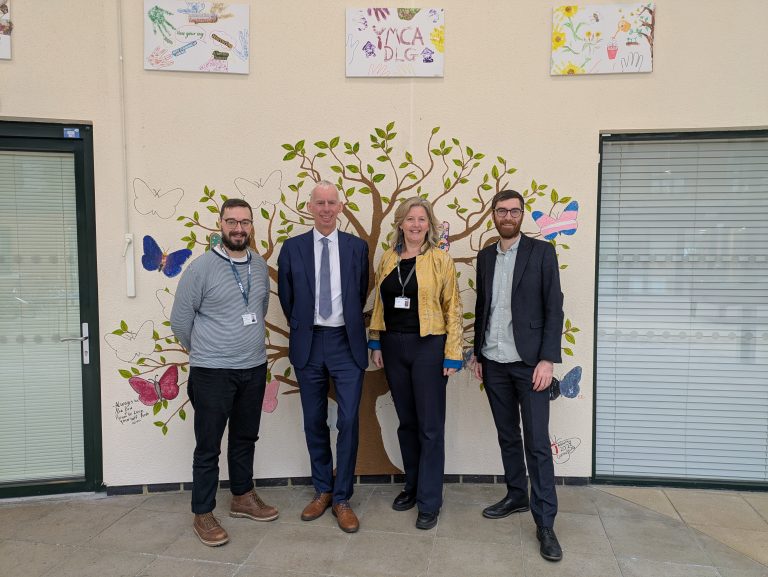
[551,3,654,75]
[532,200,578,240]
[130,365,180,406]
[438,221,450,251]
[148,5,177,44]
[141,235,192,277]
[177,2,204,14]
[551,435,581,464]
[233,29,248,61]
[347,8,444,77]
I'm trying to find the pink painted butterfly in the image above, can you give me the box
[129,365,180,406]
[262,379,280,413]
[532,201,579,241]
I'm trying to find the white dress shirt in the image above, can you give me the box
[313,228,345,327]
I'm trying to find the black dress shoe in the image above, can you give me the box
[482,495,530,519]
[536,526,563,562]
[392,490,417,512]
[415,510,439,530]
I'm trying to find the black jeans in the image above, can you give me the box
[187,364,267,514]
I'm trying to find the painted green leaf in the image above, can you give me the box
[119,369,132,379]
[261,240,268,249]
[563,347,573,356]
[346,165,360,174]
[111,329,124,336]
[154,421,164,427]
[284,366,292,377]
[386,121,395,131]
[330,136,340,148]
[153,403,161,415]
[295,140,305,151]
[162,425,168,435]
[375,127,386,138]
[120,320,128,331]
[179,409,186,421]
[376,155,388,162]
[431,126,440,134]
[207,206,217,213]
[131,367,139,375]
[474,153,485,160]
[565,333,576,344]
[491,166,499,179]
[283,152,296,161]
[261,208,270,219]
[347,202,359,212]
[330,165,343,173]
[462,312,475,319]
[405,151,413,162]
[314,140,328,149]
[281,143,294,151]
[372,174,385,183]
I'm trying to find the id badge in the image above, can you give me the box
[242,313,258,326]
[394,296,411,309]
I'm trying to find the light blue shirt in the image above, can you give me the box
[482,238,522,363]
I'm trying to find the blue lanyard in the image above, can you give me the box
[224,250,251,309]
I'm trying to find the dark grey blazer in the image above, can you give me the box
[474,234,564,366]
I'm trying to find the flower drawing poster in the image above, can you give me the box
[551,3,655,75]
[346,8,445,77]
[144,1,249,74]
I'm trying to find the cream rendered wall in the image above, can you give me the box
[1,1,766,487]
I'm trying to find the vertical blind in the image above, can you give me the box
[595,136,768,482]
[0,150,85,484]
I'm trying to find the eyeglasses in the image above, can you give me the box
[493,208,523,218]
[222,218,253,228]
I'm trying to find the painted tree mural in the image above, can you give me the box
[109,122,581,473]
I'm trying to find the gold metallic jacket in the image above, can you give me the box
[368,247,464,368]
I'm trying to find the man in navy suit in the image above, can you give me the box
[472,190,564,562]
[277,180,369,533]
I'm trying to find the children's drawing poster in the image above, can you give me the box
[0,0,11,60]
[144,1,249,74]
[346,8,445,77]
[551,3,655,75]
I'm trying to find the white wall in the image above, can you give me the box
[1,1,766,486]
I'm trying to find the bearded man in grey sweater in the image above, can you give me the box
[171,198,278,547]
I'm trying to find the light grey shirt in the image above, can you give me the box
[482,237,522,363]
[170,248,269,368]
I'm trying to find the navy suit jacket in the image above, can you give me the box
[277,229,369,370]
[474,234,564,366]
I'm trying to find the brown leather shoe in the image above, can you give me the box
[301,492,332,521]
[230,488,279,521]
[332,501,359,533]
[193,512,229,547]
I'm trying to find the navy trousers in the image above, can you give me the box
[380,332,447,514]
[187,364,267,514]
[296,326,364,504]
[482,359,557,528]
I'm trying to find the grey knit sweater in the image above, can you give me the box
[170,248,269,368]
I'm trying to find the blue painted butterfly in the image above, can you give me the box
[141,235,192,278]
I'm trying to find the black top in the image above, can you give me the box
[381,256,420,333]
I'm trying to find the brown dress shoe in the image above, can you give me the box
[332,501,359,533]
[301,492,332,521]
[230,488,279,521]
[193,512,229,547]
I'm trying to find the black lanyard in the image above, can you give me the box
[396,256,417,297]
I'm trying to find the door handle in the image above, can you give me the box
[60,323,90,364]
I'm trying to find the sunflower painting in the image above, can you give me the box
[550,3,655,75]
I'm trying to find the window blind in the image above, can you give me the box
[595,136,768,482]
[0,150,85,484]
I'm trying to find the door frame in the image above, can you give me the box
[0,119,103,497]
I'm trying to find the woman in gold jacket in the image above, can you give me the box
[369,196,463,530]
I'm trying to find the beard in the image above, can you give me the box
[221,230,250,252]
[494,218,522,240]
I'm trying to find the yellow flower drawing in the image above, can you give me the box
[556,5,579,18]
[552,27,566,50]
[554,61,585,75]
[430,25,445,53]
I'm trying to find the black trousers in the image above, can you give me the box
[381,332,447,513]
[187,364,267,514]
[482,359,557,528]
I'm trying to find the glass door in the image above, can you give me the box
[0,121,101,496]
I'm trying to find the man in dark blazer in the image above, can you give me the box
[277,180,369,533]
[473,189,564,562]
